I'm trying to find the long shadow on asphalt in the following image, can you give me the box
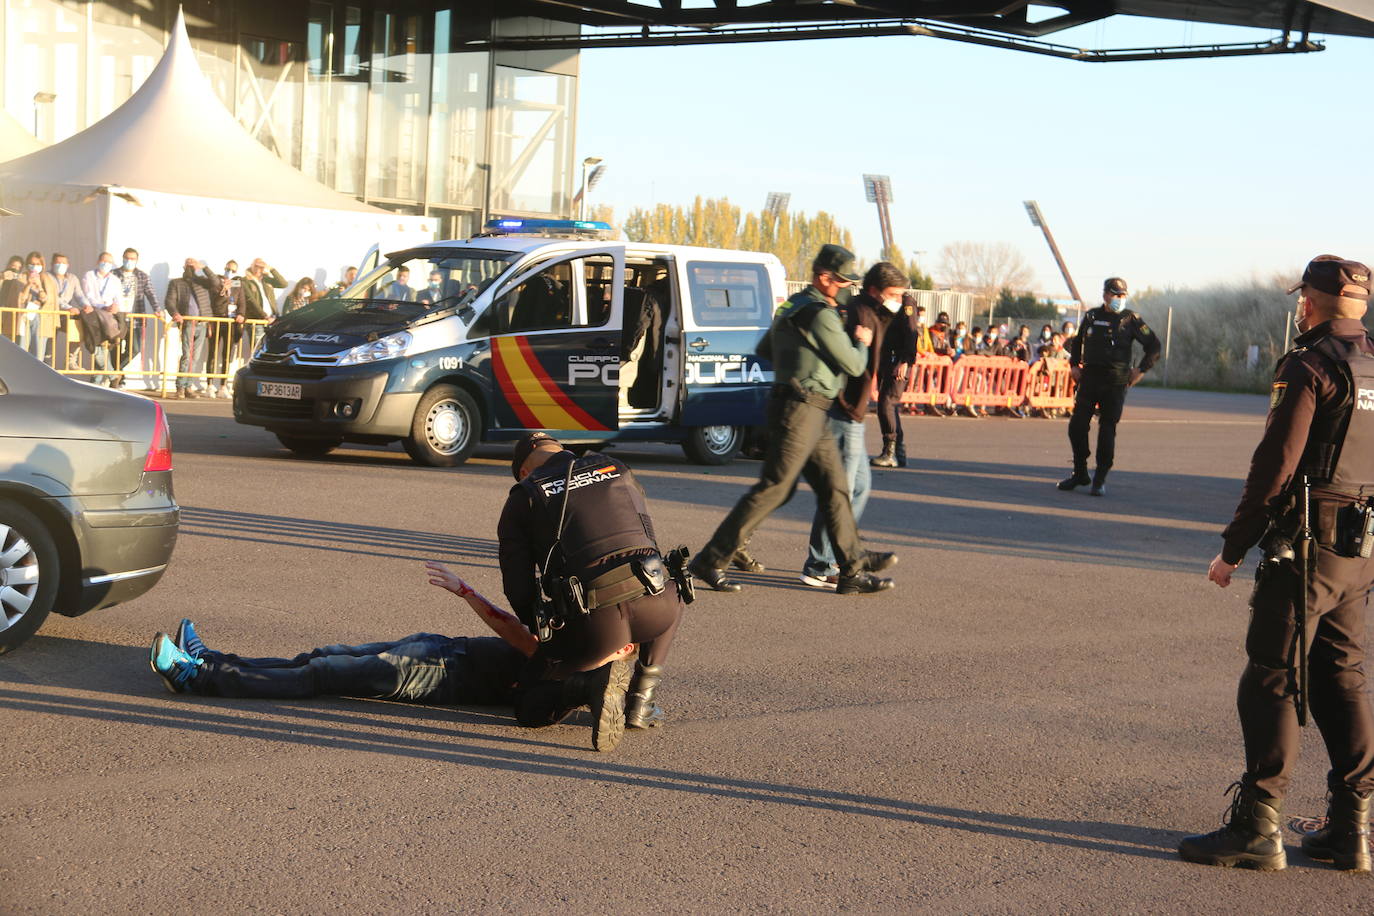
[176,506,501,565]
[0,676,1187,863]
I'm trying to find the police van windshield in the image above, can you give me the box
[343,250,518,320]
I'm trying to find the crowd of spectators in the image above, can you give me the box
[1,246,358,397]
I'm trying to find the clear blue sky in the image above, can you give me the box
[575,15,1374,294]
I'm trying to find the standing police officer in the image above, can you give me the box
[499,432,686,751]
[1058,277,1161,496]
[687,244,897,595]
[1180,256,1374,873]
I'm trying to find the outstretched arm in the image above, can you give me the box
[424,561,538,657]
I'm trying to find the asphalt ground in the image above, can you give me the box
[3,387,1372,913]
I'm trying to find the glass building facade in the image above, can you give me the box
[0,1,579,239]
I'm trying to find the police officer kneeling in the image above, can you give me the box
[500,432,688,752]
[1180,256,1374,873]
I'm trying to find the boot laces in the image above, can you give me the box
[1220,780,1246,828]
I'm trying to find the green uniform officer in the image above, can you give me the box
[687,244,897,595]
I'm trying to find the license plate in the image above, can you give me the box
[257,381,302,400]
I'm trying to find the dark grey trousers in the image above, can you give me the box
[699,392,864,576]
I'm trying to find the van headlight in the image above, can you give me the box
[337,331,413,366]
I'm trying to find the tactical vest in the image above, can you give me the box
[520,452,658,580]
[1080,307,1138,367]
[1298,334,1374,492]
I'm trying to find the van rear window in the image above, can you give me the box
[686,261,769,328]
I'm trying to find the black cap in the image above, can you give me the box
[511,431,560,480]
[812,244,861,282]
[1286,255,1371,300]
[1103,277,1128,295]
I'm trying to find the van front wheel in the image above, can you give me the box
[404,385,480,467]
[683,425,742,465]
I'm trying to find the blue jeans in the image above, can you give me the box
[804,414,871,577]
[194,633,521,704]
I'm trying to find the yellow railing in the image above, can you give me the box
[1,307,270,395]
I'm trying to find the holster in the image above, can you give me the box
[664,545,695,605]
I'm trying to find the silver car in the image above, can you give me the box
[0,335,179,654]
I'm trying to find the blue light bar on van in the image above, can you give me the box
[482,218,615,237]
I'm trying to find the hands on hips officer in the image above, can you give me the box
[1180,255,1374,873]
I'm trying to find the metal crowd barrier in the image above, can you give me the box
[1,307,269,395]
[888,353,1076,415]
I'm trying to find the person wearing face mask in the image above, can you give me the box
[1057,277,1160,496]
[284,277,317,313]
[797,261,906,586]
[18,251,58,362]
[48,252,89,371]
[114,247,158,388]
[417,270,448,306]
[80,253,124,385]
[687,244,897,596]
[1180,256,1374,873]
[871,290,918,469]
[0,255,23,340]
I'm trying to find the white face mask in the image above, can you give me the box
[123,259,136,271]
[54,263,68,275]
[882,298,901,313]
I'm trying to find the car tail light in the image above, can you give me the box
[144,401,173,472]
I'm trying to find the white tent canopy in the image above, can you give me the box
[0,109,44,166]
[0,8,431,292]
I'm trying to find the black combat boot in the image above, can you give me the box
[1090,469,1108,497]
[1178,779,1287,871]
[894,441,907,468]
[1057,468,1091,491]
[870,441,898,468]
[1301,788,1372,872]
[624,663,664,730]
[562,657,634,752]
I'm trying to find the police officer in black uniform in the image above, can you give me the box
[1058,277,1161,496]
[1179,256,1374,873]
[499,432,687,752]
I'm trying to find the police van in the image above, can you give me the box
[233,220,785,466]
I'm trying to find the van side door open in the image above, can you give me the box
[484,247,625,435]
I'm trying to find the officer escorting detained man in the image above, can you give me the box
[1180,256,1374,873]
[688,244,897,595]
[1057,277,1161,496]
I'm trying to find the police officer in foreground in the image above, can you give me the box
[499,432,688,751]
[1179,256,1374,873]
[1058,277,1161,496]
[687,244,897,595]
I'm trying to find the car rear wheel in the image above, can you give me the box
[275,434,343,458]
[0,500,60,656]
[403,385,480,467]
[683,424,742,465]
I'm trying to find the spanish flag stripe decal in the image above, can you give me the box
[513,335,608,431]
[491,337,545,429]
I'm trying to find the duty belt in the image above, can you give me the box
[584,555,668,611]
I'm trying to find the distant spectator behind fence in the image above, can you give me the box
[241,258,287,321]
[115,247,158,388]
[81,252,122,385]
[325,266,357,298]
[50,252,88,371]
[18,252,58,362]
[284,277,316,313]
[1,255,22,341]
[165,258,216,398]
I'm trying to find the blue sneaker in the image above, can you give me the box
[174,618,207,659]
[149,632,203,694]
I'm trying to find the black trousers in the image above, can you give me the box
[877,377,904,445]
[1238,544,1374,797]
[546,583,684,675]
[1067,371,1128,475]
[699,392,863,575]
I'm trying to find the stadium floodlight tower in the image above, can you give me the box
[1023,199,1083,319]
[863,174,895,261]
[763,191,790,222]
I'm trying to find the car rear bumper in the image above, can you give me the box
[62,499,179,617]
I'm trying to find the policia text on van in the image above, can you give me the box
[232,220,786,467]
